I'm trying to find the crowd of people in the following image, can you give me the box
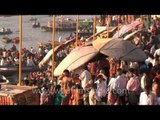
[34,15,160,105]
[1,15,160,105]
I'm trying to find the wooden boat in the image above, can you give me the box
[0,28,12,35]
[32,22,40,28]
[41,17,76,31]
[37,39,66,48]
[12,37,19,44]
[78,31,93,39]
[78,19,93,38]
[0,65,47,76]
[2,37,12,43]
[29,17,37,21]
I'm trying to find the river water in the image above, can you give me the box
[0,15,95,84]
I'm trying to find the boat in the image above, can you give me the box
[78,29,93,39]
[12,37,19,44]
[0,65,47,76]
[29,17,37,21]
[0,28,12,35]
[41,16,76,31]
[76,19,94,39]
[32,21,40,28]
[0,75,9,85]
[37,40,62,47]
[2,37,12,43]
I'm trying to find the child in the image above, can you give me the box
[54,85,67,105]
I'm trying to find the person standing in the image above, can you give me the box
[54,85,67,105]
[126,68,140,105]
[95,75,107,105]
[61,69,73,105]
[89,84,99,105]
[79,65,92,91]
[139,85,154,105]
[112,68,127,105]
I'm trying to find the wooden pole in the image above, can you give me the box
[132,15,134,22]
[52,15,55,79]
[141,15,143,30]
[129,15,131,23]
[93,16,96,40]
[125,15,127,24]
[141,15,143,22]
[147,15,149,21]
[107,15,110,38]
[76,16,79,46]
[18,15,22,86]
[118,15,119,37]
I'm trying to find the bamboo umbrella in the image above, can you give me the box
[52,15,55,79]
[132,15,135,22]
[125,15,127,24]
[107,15,110,38]
[118,15,120,37]
[76,16,79,46]
[128,15,131,24]
[93,16,96,40]
[18,15,22,86]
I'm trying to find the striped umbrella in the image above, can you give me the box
[112,20,142,39]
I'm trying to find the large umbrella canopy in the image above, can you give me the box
[112,24,132,38]
[92,38,112,50]
[123,30,139,40]
[112,20,142,39]
[84,26,118,46]
[54,46,98,76]
[38,38,76,68]
[131,20,141,28]
[93,38,147,62]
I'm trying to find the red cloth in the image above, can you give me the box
[110,69,115,77]
[155,74,160,79]
[98,59,109,68]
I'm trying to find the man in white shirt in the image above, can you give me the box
[30,47,36,55]
[113,68,127,105]
[79,65,91,91]
[145,54,154,66]
[26,56,35,66]
[95,75,107,104]
[139,85,154,105]
[154,48,160,57]
[14,57,19,65]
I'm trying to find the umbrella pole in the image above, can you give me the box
[93,15,96,40]
[125,15,127,24]
[147,15,149,22]
[118,15,119,37]
[140,15,143,30]
[18,15,22,86]
[132,15,134,22]
[141,15,143,22]
[52,15,55,79]
[107,15,110,38]
[76,16,79,46]
[129,15,131,23]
